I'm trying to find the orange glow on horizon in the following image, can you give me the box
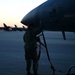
[0,0,47,28]
[24,25,28,29]
[0,21,26,28]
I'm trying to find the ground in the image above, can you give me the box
[0,31,75,75]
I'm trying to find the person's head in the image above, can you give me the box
[28,23,34,30]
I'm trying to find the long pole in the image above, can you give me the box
[41,31,55,75]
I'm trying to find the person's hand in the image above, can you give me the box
[39,25,43,30]
[37,37,40,42]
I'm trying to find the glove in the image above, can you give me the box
[37,37,40,42]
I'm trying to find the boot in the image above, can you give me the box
[33,72,38,75]
[27,72,33,75]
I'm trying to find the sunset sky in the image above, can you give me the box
[0,0,47,27]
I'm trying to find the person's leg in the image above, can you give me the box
[26,59,32,75]
[32,49,38,75]
[33,60,38,75]
[25,47,32,75]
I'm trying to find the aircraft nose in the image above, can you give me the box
[21,7,39,26]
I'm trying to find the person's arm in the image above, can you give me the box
[37,36,45,47]
[32,25,43,35]
[23,32,25,42]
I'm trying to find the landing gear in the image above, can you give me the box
[62,31,66,40]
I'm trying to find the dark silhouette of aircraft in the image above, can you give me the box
[3,23,12,31]
[0,23,26,31]
[21,0,75,40]
[14,24,26,31]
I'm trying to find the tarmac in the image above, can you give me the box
[0,30,75,75]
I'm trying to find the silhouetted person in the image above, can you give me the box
[23,23,43,75]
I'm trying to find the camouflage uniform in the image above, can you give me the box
[23,26,42,75]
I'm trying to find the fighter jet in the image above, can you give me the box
[0,23,26,31]
[3,23,12,31]
[21,0,75,40]
[14,25,26,31]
